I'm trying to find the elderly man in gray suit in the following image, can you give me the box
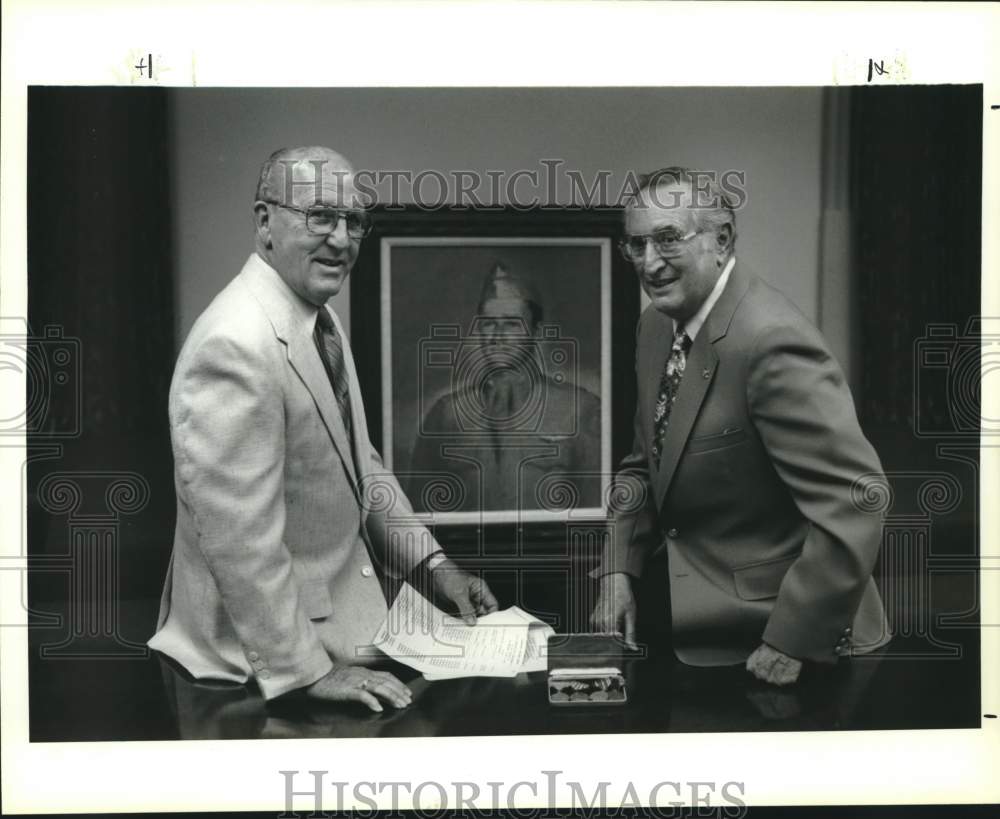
[591,167,890,686]
[150,146,497,711]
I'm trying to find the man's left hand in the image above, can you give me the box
[430,557,499,625]
[746,642,802,686]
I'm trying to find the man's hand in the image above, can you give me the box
[589,572,637,648]
[430,557,499,625]
[746,642,802,686]
[303,665,413,712]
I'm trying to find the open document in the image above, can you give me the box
[370,583,555,680]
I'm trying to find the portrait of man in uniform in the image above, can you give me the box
[381,241,611,522]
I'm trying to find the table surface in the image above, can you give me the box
[27,598,981,742]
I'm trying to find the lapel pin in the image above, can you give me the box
[702,369,711,379]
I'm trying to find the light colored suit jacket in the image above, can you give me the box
[149,254,436,699]
[598,262,891,665]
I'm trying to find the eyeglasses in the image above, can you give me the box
[262,200,373,239]
[619,228,702,262]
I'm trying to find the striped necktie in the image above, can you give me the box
[651,328,692,470]
[314,308,354,444]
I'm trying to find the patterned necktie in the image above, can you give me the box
[651,328,692,470]
[314,308,354,444]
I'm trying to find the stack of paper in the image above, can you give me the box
[370,583,555,680]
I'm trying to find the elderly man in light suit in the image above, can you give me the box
[150,146,497,710]
[591,167,891,685]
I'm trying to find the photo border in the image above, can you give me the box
[2,1,998,813]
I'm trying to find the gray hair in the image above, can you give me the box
[254,147,290,203]
[631,166,737,254]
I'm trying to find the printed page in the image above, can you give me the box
[372,583,529,679]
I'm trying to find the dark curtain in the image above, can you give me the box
[850,84,982,430]
[850,85,981,567]
[27,87,176,601]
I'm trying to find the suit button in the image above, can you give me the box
[248,651,259,661]
[844,627,853,635]
[259,670,271,680]
[361,566,374,578]
[667,528,679,538]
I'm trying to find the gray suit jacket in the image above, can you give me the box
[150,254,436,699]
[598,262,891,665]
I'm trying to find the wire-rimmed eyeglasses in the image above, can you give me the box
[262,200,373,239]
[619,228,702,262]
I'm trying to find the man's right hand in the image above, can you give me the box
[303,665,413,712]
[589,572,638,648]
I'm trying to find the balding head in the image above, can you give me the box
[254,146,359,209]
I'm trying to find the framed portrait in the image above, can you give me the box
[351,208,638,526]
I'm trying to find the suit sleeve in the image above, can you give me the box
[360,444,439,578]
[746,321,886,662]
[593,312,662,579]
[171,333,333,699]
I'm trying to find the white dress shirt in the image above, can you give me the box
[676,256,736,341]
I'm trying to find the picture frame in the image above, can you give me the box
[351,207,639,529]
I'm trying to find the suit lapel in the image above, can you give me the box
[239,254,361,499]
[649,261,752,510]
[703,261,750,344]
